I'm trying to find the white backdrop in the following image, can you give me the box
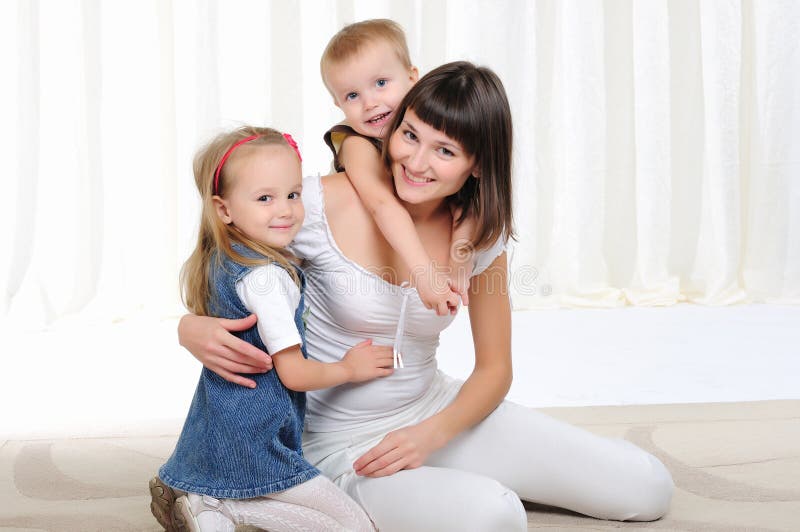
[1,0,799,331]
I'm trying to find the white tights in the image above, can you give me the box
[195,475,374,531]
[338,400,674,531]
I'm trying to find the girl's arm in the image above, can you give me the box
[272,339,393,392]
[177,314,393,390]
[340,135,458,316]
[237,263,394,391]
[353,251,511,477]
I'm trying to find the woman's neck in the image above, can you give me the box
[402,198,449,225]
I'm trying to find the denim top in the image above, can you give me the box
[158,243,319,498]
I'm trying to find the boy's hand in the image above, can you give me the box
[341,339,395,382]
[448,254,473,307]
[414,267,460,316]
[449,274,471,307]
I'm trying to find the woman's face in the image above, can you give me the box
[388,109,477,208]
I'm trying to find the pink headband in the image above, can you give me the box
[283,133,302,162]
[213,133,302,194]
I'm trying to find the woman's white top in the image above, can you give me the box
[290,175,506,433]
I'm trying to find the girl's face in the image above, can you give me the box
[213,144,304,249]
[388,109,477,208]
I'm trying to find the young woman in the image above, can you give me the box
[170,62,674,531]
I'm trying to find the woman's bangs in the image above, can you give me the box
[407,83,479,156]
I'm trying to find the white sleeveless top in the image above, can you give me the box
[290,175,506,433]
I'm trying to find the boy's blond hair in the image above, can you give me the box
[320,19,412,92]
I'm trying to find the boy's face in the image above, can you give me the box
[325,40,418,139]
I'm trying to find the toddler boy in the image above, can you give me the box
[320,19,474,314]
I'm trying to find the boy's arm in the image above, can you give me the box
[339,136,430,274]
[340,135,457,315]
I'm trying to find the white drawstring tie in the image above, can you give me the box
[392,282,411,369]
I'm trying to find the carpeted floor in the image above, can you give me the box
[1,400,797,532]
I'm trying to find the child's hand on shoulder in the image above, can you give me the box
[414,267,460,316]
[342,339,395,382]
[448,272,471,307]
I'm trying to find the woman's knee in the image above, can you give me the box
[472,484,528,531]
[425,479,526,532]
[614,448,674,522]
[632,452,674,521]
[352,469,527,531]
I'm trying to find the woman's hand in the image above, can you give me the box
[353,421,446,478]
[178,314,272,389]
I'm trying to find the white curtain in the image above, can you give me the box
[1,0,798,330]
[514,0,800,308]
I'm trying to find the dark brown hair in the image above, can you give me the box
[382,61,515,251]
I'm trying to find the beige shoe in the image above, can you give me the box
[149,476,181,531]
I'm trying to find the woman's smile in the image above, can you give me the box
[400,165,434,186]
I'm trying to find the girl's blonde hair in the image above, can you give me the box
[181,126,301,316]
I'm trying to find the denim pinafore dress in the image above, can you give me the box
[159,247,319,499]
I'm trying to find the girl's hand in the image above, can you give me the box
[178,314,272,389]
[353,421,445,477]
[341,339,395,383]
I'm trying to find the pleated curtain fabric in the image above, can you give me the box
[1,0,798,328]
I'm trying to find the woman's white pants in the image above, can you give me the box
[336,399,673,532]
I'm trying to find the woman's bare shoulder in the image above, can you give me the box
[320,172,363,213]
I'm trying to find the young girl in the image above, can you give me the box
[152,127,388,532]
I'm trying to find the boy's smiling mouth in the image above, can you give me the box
[367,111,392,125]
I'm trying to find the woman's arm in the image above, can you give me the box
[177,314,273,389]
[340,135,458,316]
[353,252,511,477]
[177,313,394,390]
[272,339,394,392]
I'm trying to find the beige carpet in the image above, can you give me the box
[1,400,797,532]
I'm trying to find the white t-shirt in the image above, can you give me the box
[235,263,302,355]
